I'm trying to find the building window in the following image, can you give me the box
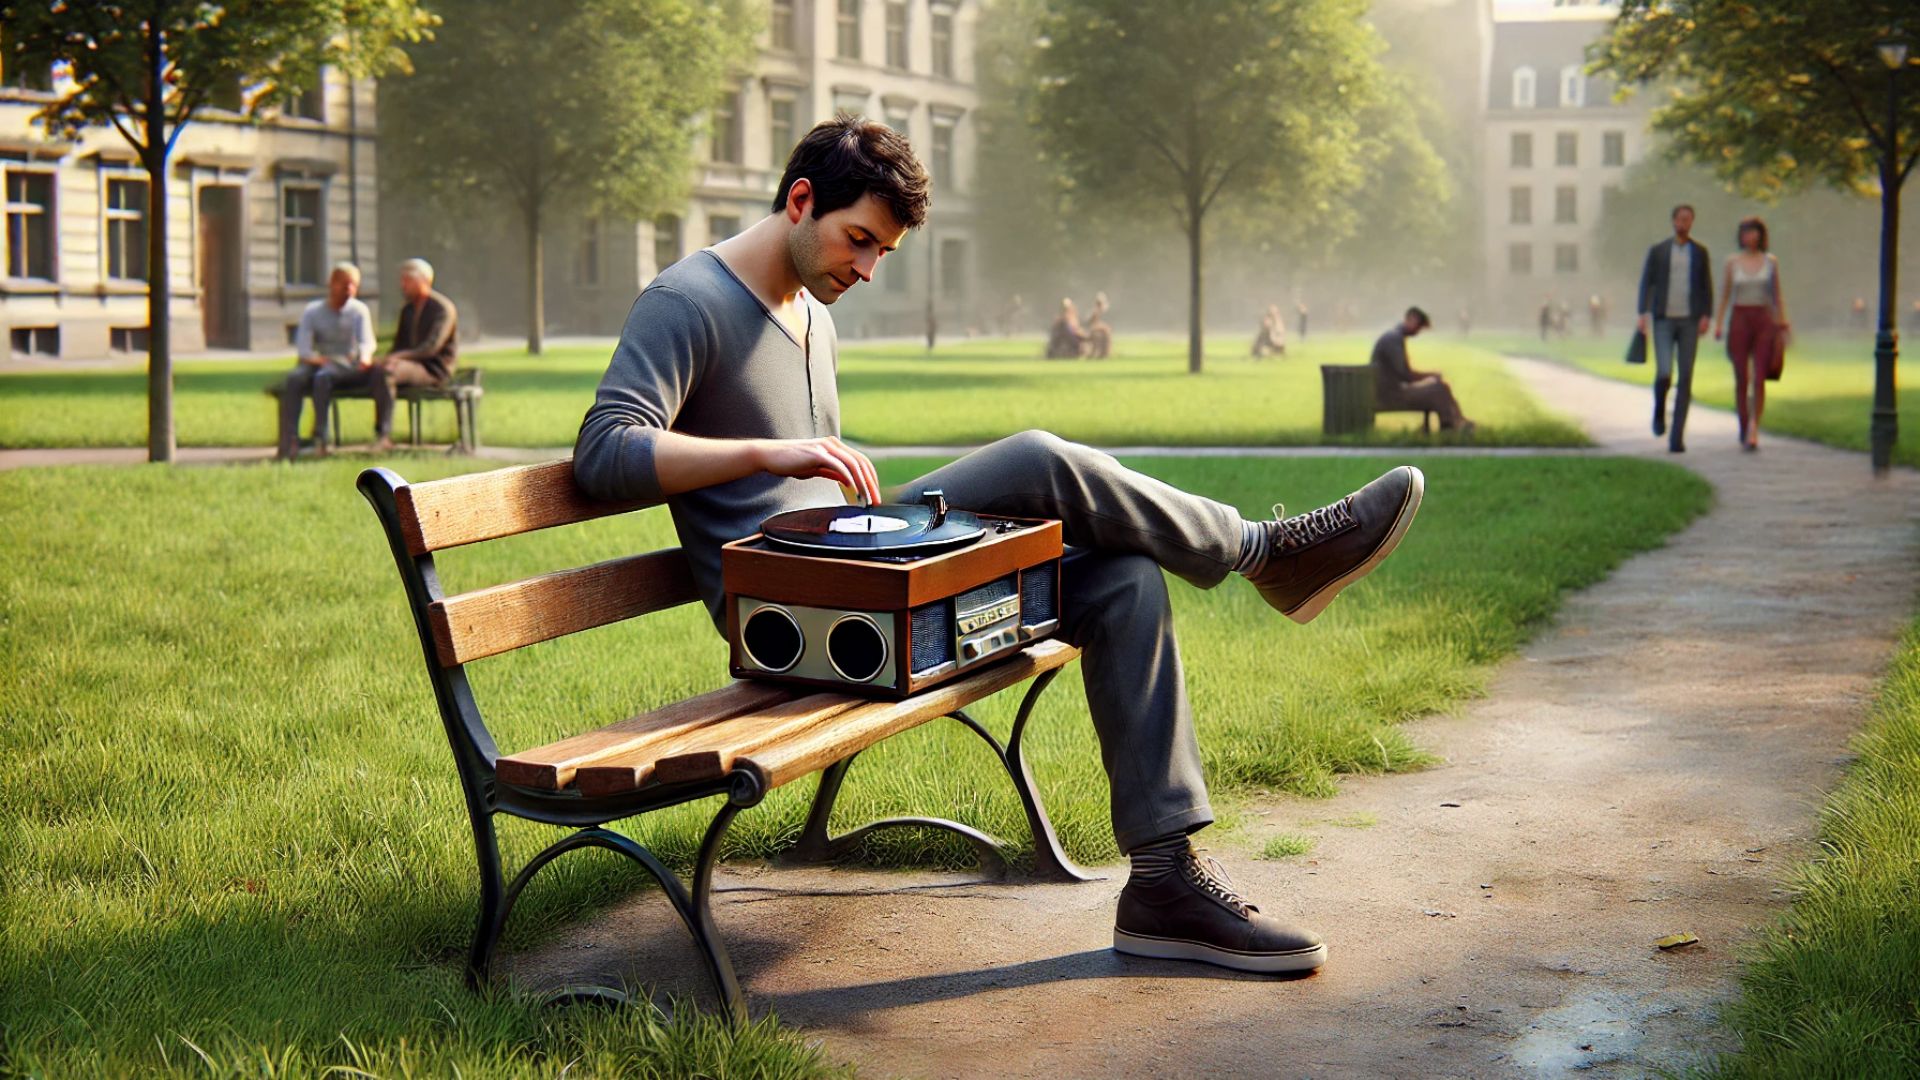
[110,326,150,353]
[1554,131,1576,167]
[833,89,869,115]
[1510,131,1532,168]
[837,0,862,60]
[1603,130,1626,167]
[770,94,797,161]
[884,107,912,139]
[931,9,954,78]
[9,326,58,356]
[653,214,681,273]
[1554,185,1577,224]
[1508,185,1531,225]
[1555,243,1579,273]
[708,214,741,245]
[940,238,967,299]
[1560,65,1585,108]
[1508,243,1532,275]
[5,169,55,280]
[575,217,601,287]
[710,90,741,164]
[770,0,797,50]
[287,75,325,121]
[1512,66,1536,109]
[105,177,148,282]
[931,118,956,190]
[281,183,324,287]
[884,1,908,68]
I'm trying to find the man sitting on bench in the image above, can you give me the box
[574,116,1426,976]
[1371,306,1474,436]
[278,262,376,460]
[373,257,461,445]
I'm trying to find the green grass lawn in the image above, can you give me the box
[1486,329,1915,467]
[1698,616,1920,1079]
[0,334,1586,450]
[0,452,1704,1076]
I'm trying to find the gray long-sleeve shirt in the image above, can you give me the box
[573,251,844,627]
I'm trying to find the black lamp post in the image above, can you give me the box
[1871,30,1909,475]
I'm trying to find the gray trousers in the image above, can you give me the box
[899,430,1244,852]
[1651,316,1700,442]
[278,363,394,456]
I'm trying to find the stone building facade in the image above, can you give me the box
[1,64,379,360]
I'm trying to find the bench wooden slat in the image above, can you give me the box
[495,680,796,791]
[428,549,700,666]
[394,459,643,555]
[645,641,1083,793]
[574,693,865,796]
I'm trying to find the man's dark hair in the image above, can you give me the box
[772,113,930,230]
[1671,203,1694,221]
[1405,306,1432,329]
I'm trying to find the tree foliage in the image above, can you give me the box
[1594,0,1920,200]
[1026,0,1396,372]
[1,0,433,462]
[380,0,758,353]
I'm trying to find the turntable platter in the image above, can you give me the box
[761,503,986,557]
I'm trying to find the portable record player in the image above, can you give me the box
[721,491,1063,698]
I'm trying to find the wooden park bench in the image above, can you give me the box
[357,459,1092,1017]
[1319,364,1434,437]
[267,367,484,452]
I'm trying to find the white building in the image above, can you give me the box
[541,0,981,339]
[1,63,380,360]
[1479,0,1649,324]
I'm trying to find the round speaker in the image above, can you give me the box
[741,605,803,673]
[826,614,888,683]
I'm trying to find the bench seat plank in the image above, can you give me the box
[495,680,795,791]
[429,550,699,666]
[574,693,865,796]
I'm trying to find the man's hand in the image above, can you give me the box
[1637,313,1650,335]
[301,355,327,367]
[754,437,881,504]
[1697,315,1711,337]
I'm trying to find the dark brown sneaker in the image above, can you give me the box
[1247,465,1424,624]
[1114,843,1326,974]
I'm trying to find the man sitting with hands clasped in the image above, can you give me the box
[574,115,1427,975]
[278,262,377,460]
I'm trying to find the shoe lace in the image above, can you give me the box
[1182,850,1258,917]
[1269,499,1357,553]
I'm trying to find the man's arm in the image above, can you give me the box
[293,305,325,365]
[1636,243,1657,328]
[352,304,376,367]
[386,297,455,364]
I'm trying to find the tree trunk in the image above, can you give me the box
[1185,198,1204,375]
[145,38,173,463]
[526,197,545,355]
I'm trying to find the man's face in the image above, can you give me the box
[1672,208,1694,236]
[1403,315,1425,336]
[787,190,908,304]
[398,270,429,303]
[327,270,358,308]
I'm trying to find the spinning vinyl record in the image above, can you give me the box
[761,503,986,557]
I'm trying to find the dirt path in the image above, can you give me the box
[512,359,1919,1078]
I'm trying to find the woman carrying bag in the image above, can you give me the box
[1713,216,1789,452]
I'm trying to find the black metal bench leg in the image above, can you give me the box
[692,799,748,1022]
[787,751,1011,877]
[409,400,422,448]
[466,809,508,989]
[329,400,342,449]
[1001,670,1102,883]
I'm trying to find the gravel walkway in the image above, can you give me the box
[509,357,1920,1078]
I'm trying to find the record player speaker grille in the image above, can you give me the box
[1021,563,1057,626]
[909,600,954,674]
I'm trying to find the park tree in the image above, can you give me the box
[380,0,758,355]
[1,0,433,464]
[1026,0,1390,373]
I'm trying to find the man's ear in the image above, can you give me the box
[785,178,812,224]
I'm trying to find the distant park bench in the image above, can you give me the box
[266,367,483,452]
[357,459,1092,1017]
[1319,364,1434,437]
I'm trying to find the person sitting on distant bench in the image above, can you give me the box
[278,262,377,460]
[1371,306,1473,436]
[379,257,459,401]
[1251,304,1287,358]
[1045,297,1087,358]
[1083,291,1113,358]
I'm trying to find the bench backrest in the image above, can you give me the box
[359,460,699,773]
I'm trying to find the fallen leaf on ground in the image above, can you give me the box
[1422,909,1457,918]
[1654,933,1699,950]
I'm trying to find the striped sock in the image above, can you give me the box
[1232,518,1269,577]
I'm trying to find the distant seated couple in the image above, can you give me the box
[1371,306,1474,436]
[1045,292,1112,359]
[275,257,459,460]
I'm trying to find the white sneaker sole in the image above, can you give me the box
[1113,928,1328,974]
[1284,465,1426,625]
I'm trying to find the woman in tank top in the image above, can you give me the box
[1712,216,1790,451]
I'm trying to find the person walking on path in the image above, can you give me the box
[1712,216,1789,452]
[1636,204,1715,452]
[575,116,1427,979]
